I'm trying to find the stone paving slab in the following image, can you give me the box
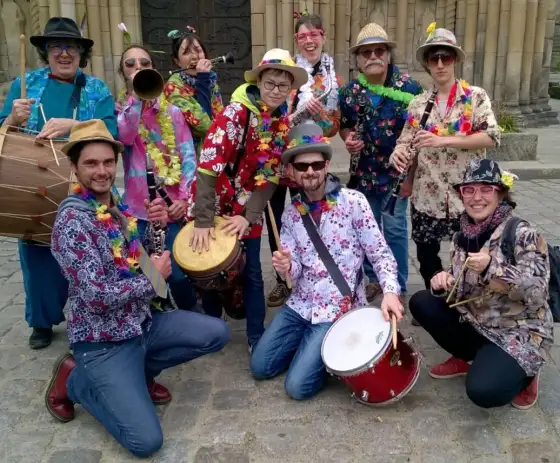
[1,180,560,462]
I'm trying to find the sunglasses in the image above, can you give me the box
[358,48,387,60]
[124,57,153,68]
[295,30,324,43]
[427,53,455,67]
[459,185,500,198]
[292,161,327,172]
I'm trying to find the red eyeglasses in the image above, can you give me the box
[295,30,324,43]
[427,53,456,67]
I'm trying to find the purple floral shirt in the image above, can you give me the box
[281,188,400,323]
[117,94,197,220]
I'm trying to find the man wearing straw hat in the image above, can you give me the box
[338,23,423,304]
[45,120,229,458]
[0,17,117,349]
[250,121,403,400]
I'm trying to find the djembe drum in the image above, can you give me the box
[0,126,73,245]
[173,216,246,319]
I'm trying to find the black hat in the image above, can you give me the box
[453,159,510,191]
[30,17,94,49]
[281,121,332,165]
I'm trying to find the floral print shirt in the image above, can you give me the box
[395,82,500,219]
[282,186,400,323]
[338,65,423,193]
[116,94,197,221]
[449,216,553,376]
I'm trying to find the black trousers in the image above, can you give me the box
[415,240,444,290]
[264,185,298,283]
[409,290,531,408]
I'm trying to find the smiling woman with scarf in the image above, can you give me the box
[409,159,554,411]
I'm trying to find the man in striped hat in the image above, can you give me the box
[338,23,423,304]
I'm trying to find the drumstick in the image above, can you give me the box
[446,257,470,304]
[38,104,60,166]
[20,35,26,99]
[267,201,292,289]
[391,314,397,350]
[449,293,487,308]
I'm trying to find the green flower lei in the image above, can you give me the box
[357,73,416,105]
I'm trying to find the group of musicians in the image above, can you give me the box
[0,13,554,459]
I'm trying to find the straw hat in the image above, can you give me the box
[349,23,396,54]
[62,120,124,155]
[244,48,309,90]
[416,26,466,64]
[281,120,332,165]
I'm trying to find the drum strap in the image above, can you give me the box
[300,213,361,300]
[224,108,252,180]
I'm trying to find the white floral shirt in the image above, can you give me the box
[281,187,400,323]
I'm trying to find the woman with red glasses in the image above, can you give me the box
[265,11,343,309]
[390,26,500,314]
[408,159,553,410]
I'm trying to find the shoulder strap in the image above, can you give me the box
[224,107,251,179]
[500,216,525,264]
[300,213,353,299]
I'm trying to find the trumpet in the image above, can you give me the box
[132,68,165,101]
[168,51,235,75]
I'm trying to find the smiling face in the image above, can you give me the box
[257,69,293,110]
[46,39,81,79]
[356,44,390,79]
[174,37,206,76]
[460,183,502,223]
[295,23,325,64]
[289,151,329,193]
[72,142,118,200]
[426,47,456,86]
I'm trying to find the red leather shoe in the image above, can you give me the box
[429,356,470,379]
[148,380,172,405]
[45,353,76,422]
[512,373,539,410]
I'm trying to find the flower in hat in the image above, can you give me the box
[501,171,519,190]
[118,23,132,46]
[426,22,436,40]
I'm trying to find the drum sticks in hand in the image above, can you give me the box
[267,202,292,289]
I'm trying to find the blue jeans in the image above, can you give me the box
[202,236,266,348]
[363,190,408,292]
[20,240,68,329]
[137,220,198,310]
[68,310,230,458]
[250,306,332,400]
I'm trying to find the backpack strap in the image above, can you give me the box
[224,107,251,180]
[500,216,526,264]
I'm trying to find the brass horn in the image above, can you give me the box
[132,68,164,100]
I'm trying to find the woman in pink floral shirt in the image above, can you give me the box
[116,45,198,309]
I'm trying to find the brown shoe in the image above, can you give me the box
[366,283,382,303]
[45,353,76,422]
[148,380,172,405]
[267,282,290,307]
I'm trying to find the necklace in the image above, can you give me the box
[72,184,141,277]
[292,188,340,215]
[357,73,416,105]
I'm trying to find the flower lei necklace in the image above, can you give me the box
[72,184,140,277]
[357,73,416,105]
[292,188,340,215]
[139,98,181,186]
[408,80,473,136]
[254,102,289,186]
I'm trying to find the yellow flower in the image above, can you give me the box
[426,22,436,38]
[501,170,518,189]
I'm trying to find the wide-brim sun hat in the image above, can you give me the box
[62,120,124,155]
[282,120,332,165]
[349,23,396,54]
[244,48,309,90]
[453,159,517,191]
[416,25,466,64]
[30,17,94,49]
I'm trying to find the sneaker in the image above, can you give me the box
[29,328,53,350]
[366,283,382,303]
[512,374,539,410]
[429,356,470,379]
[267,282,289,307]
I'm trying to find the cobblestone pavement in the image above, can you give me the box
[1,180,560,463]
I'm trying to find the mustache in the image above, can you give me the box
[368,59,385,66]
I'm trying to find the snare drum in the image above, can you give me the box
[321,306,419,405]
[0,127,72,245]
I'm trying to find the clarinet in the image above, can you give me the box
[156,186,188,228]
[348,90,367,188]
[145,154,167,256]
[383,88,439,216]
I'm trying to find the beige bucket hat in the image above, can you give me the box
[416,26,466,64]
[349,23,396,54]
[62,120,124,155]
[244,48,309,90]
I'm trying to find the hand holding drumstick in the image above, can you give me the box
[268,202,292,289]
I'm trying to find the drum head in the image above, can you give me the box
[322,306,390,375]
[173,216,238,273]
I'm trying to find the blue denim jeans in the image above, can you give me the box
[202,236,266,348]
[137,220,198,310]
[363,190,408,292]
[20,240,68,329]
[68,310,230,458]
[250,306,332,400]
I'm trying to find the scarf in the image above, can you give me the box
[179,71,218,91]
[294,53,339,112]
[455,202,513,253]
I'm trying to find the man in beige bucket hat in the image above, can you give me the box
[338,23,423,303]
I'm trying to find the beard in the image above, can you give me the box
[300,172,325,193]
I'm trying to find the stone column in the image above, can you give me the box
[265,0,277,50]
[455,0,467,76]
[334,0,346,75]
[462,0,479,83]
[530,0,548,111]
[444,0,456,30]
[395,0,407,68]
[59,0,75,19]
[251,0,265,65]
[436,0,446,27]
[75,0,91,74]
[122,0,139,46]
[538,0,557,111]
[474,0,487,86]
[519,0,538,112]
[50,0,61,17]
[482,0,500,98]
[503,0,527,113]
[38,0,50,32]
[99,0,115,93]
[85,0,104,80]
[493,0,511,102]
[281,0,292,53]
[328,0,335,56]
[108,0,124,93]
